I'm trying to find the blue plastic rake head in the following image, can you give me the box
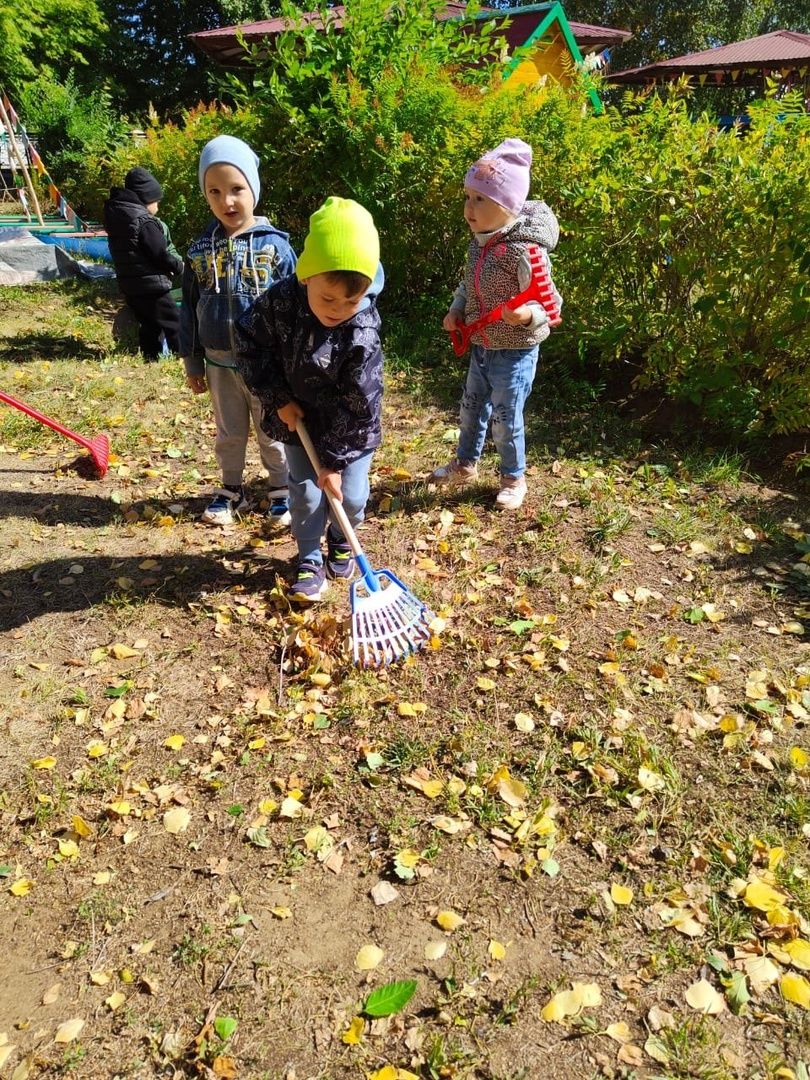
[295,419,434,668]
[350,558,434,668]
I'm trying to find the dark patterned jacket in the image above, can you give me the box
[235,268,384,471]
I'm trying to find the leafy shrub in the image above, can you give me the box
[17,73,130,186]
[68,0,809,435]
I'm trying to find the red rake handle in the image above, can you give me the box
[448,243,561,356]
[0,389,110,476]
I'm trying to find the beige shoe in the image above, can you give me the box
[495,474,527,510]
[430,459,478,485]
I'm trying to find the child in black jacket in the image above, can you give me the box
[104,167,183,362]
[236,197,383,602]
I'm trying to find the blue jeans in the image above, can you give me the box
[284,444,373,564]
[456,345,539,478]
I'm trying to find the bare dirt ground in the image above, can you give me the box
[0,280,809,1080]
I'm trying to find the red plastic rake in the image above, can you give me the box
[449,242,561,356]
[0,389,110,476]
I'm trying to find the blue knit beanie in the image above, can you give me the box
[198,135,261,206]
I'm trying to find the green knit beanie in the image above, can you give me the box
[296,197,379,283]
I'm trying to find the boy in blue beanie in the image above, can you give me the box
[180,135,296,527]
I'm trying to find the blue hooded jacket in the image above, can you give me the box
[179,217,297,376]
[235,265,384,471]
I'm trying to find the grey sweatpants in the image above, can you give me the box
[205,363,287,489]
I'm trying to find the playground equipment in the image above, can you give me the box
[448,242,562,356]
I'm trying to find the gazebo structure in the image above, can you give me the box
[189,3,631,113]
[609,29,810,98]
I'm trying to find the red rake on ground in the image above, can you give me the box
[0,389,110,476]
[296,419,434,667]
[448,242,562,356]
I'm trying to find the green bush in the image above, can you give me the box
[68,0,809,435]
[550,83,810,436]
[17,73,130,190]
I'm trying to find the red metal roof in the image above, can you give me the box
[190,4,631,66]
[610,29,810,83]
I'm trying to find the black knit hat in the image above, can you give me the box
[125,166,163,205]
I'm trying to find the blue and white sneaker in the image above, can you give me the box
[266,488,291,530]
[288,560,328,603]
[201,486,248,526]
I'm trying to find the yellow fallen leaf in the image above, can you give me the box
[93,871,112,886]
[31,756,57,770]
[784,939,810,972]
[368,1069,420,1080]
[54,1018,85,1043]
[610,883,634,906]
[355,944,384,971]
[789,746,808,770]
[476,676,496,691]
[637,766,666,792]
[270,906,292,919]
[105,991,126,1011]
[108,801,131,817]
[488,939,507,961]
[431,815,467,835]
[548,635,570,651]
[163,807,191,834]
[109,643,139,659]
[424,940,447,961]
[58,840,79,859]
[781,971,810,1009]
[72,815,93,839]
[280,795,304,818]
[744,879,787,913]
[514,712,535,733]
[541,982,602,1022]
[685,979,725,1014]
[342,1015,364,1045]
[606,1021,633,1044]
[309,672,331,688]
[397,701,427,717]
[86,740,108,759]
[164,734,185,751]
[491,766,527,807]
[90,970,111,985]
[421,779,444,799]
[436,910,465,932]
[10,878,34,897]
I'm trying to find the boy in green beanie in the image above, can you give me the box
[236,197,385,602]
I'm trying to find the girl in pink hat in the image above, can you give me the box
[431,138,562,511]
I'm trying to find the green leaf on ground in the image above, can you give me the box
[363,979,418,1017]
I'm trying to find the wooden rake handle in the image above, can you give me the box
[295,419,380,592]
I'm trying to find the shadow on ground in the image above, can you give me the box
[0,551,288,632]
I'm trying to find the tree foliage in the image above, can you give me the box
[98,0,283,114]
[565,0,810,70]
[0,0,106,94]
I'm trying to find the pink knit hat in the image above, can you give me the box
[464,138,533,216]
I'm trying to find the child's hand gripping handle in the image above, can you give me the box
[447,244,561,356]
[295,419,380,593]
